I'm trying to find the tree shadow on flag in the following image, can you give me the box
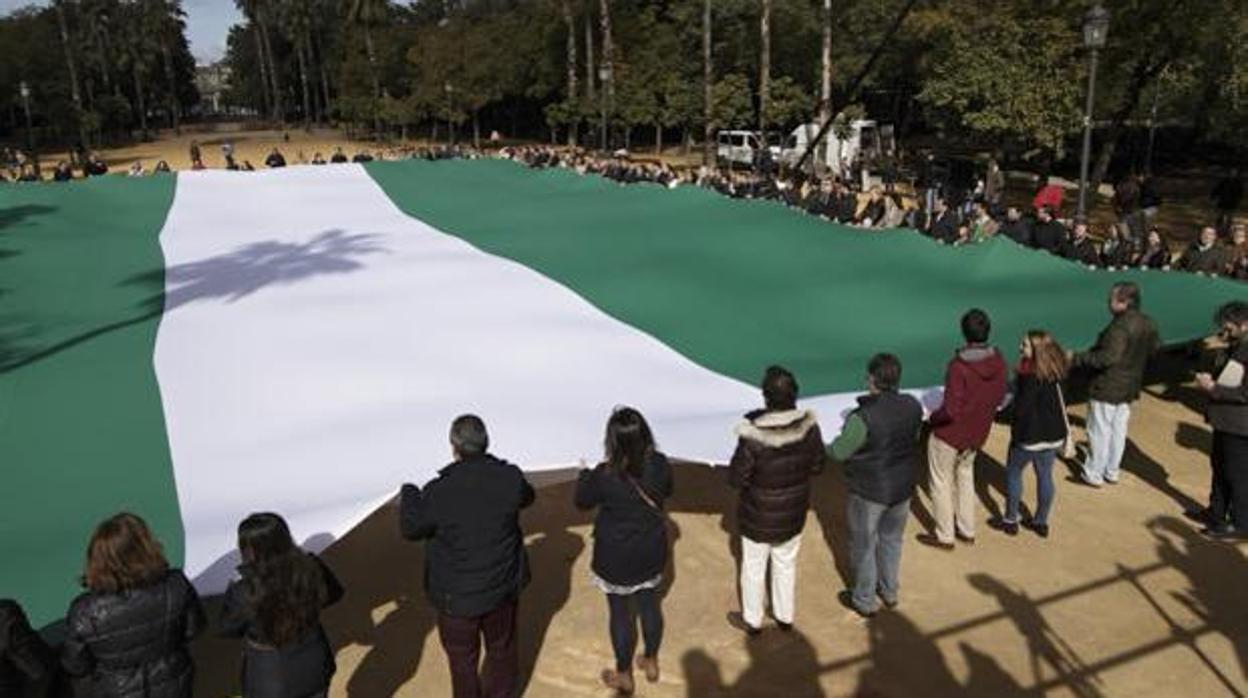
[0,230,387,374]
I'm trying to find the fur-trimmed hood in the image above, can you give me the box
[734,409,820,449]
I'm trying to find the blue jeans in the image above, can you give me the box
[847,493,910,613]
[1005,446,1057,526]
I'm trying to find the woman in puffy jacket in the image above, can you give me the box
[219,512,343,698]
[575,407,673,696]
[62,513,205,697]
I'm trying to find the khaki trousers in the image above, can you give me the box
[928,435,978,543]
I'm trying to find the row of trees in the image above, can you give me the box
[0,0,197,149]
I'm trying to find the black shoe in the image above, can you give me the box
[1183,508,1212,525]
[1201,526,1248,541]
[956,532,976,545]
[727,612,761,636]
[838,590,876,619]
[776,621,793,632]
[988,518,1019,536]
[1032,523,1050,539]
[916,533,956,550]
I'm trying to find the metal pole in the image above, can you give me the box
[20,86,39,176]
[1145,75,1161,176]
[1077,47,1099,221]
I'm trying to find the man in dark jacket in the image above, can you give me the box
[829,353,923,618]
[1061,222,1102,267]
[729,366,826,634]
[926,198,960,244]
[399,415,534,698]
[264,148,287,168]
[1071,282,1161,487]
[999,207,1033,247]
[923,310,1008,549]
[1194,301,1248,539]
[1032,207,1068,254]
[0,599,54,697]
[1178,226,1229,276]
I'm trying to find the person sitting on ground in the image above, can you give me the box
[575,407,672,695]
[1225,224,1248,280]
[925,198,960,244]
[17,164,39,182]
[969,201,998,242]
[1178,226,1229,276]
[84,153,109,177]
[999,207,1033,247]
[241,160,256,172]
[220,512,343,698]
[1031,207,1067,255]
[62,513,205,697]
[154,161,171,174]
[991,330,1070,539]
[1137,228,1171,270]
[1061,221,1102,267]
[0,598,55,697]
[264,148,287,169]
[1193,301,1248,540]
[728,365,826,635]
[330,147,348,164]
[922,309,1007,550]
[352,150,374,163]
[52,160,73,182]
[311,152,326,165]
[856,187,887,228]
[399,415,534,698]
[828,353,924,618]
[127,161,146,177]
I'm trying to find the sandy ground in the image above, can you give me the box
[189,354,1246,697]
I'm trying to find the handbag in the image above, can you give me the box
[1056,382,1078,460]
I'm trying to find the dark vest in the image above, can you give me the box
[846,392,923,505]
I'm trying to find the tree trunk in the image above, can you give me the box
[258,17,283,123]
[362,24,383,138]
[702,0,712,166]
[251,20,273,119]
[161,39,180,134]
[297,39,312,131]
[584,3,595,102]
[54,0,88,149]
[562,0,578,146]
[1089,55,1172,194]
[473,109,481,148]
[599,0,614,144]
[314,30,332,123]
[758,0,770,135]
[131,57,148,140]
[655,123,663,155]
[819,0,831,124]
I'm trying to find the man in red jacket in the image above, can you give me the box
[922,309,1008,549]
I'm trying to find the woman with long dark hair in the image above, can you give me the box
[62,513,205,697]
[993,331,1071,538]
[220,513,343,698]
[575,407,673,696]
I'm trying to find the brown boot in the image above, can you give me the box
[636,655,660,683]
[601,668,635,695]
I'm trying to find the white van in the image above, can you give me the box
[779,120,888,176]
[716,130,774,168]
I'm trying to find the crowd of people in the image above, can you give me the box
[4,141,1243,284]
[3,283,1244,698]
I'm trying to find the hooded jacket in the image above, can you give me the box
[930,345,1009,451]
[729,409,826,544]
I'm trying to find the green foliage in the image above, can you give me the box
[764,76,809,130]
[711,73,752,130]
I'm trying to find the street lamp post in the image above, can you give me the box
[598,66,609,152]
[19,81,38,175]
[1077,3,1110,222]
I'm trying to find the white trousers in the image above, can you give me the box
[1084,400,1131,484]
[740,533,801,628]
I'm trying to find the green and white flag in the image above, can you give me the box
[0,160,1237,626]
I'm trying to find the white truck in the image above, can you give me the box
[715,130,782,169]
[779,120,892,181]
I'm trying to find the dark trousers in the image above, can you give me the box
[437,598,519,698]
[606,589,663,672]
[1210,430,1248,532]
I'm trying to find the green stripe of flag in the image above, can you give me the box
[0,175,182,627]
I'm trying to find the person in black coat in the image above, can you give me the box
[1032,208,1068,254]
[219,513,344,698]
[1061,222,1102,267]
[926,199,960,244]
[992,331,1070,538]
[575,407,673,695]
[62,513,206,698]
[399,415,534,698]
[999,207,1033,247]
[0,599,55,697]
[729,366,826,635]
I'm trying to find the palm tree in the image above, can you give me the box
[53,0,88,149]
[119,0,161,140]
[561,0,578,145]
[598,0,613,146]
[344,0,388,138]
[235,0,274,119]
[154,0,188,134]
[280,0,316,129]
[819,0,831,125]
